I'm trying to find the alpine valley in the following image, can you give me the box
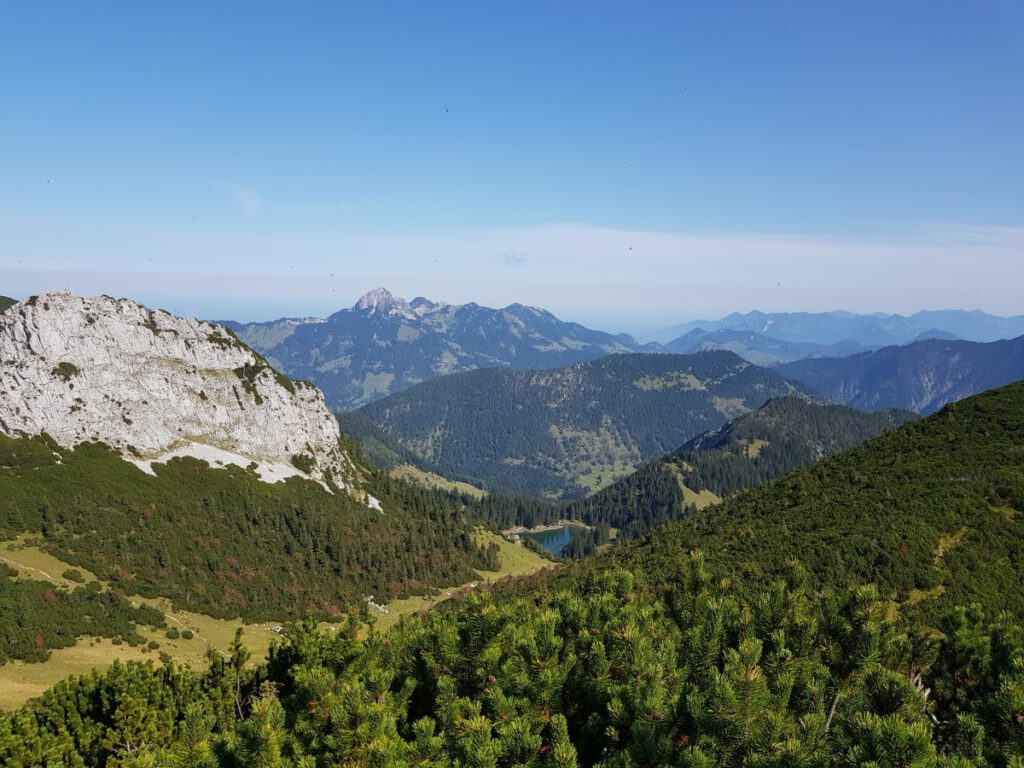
[2,291,1024,767]
[8,7,1024,763]
[355,351,813,499]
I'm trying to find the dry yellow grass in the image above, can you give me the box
[680,482,721,509]
[934,527,967,567]
[371,529,553,632]
[0,538,288,710]
[390,463,486,498]
[0,639,151,711]
[0,530,551,710]
[992,505,1018,521]
[0,537,102,587]
[906,586,946,605]
[744,438,769,458]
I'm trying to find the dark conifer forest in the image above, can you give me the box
[0,434,497,622]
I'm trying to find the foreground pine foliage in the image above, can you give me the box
[3,556,1023,767]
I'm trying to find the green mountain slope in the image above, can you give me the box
[565,396,917,542]
[357,351,812,499]
[777,334,1024,413]
[0,296,15,313]
[336,410,435,471]
[0,434,496,622]
[606,381,1024,614]
[6,381,1024,764]
[674,396,918,496]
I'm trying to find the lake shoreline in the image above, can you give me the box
[502,520,591,535]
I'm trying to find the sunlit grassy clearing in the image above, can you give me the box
[390,463,486,498]
[0,529,551,709]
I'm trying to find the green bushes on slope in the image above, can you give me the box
[0,565,164,663]
[3,558,1024,765]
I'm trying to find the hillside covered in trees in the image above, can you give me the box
[561,397,916,543]
[0,564,166,664]
[0,433,497,622]
[4,547,1024,764]
[357,351,811,499]
[604,381,1024,616]
[342,398,919,549]
[777,334,1024,413]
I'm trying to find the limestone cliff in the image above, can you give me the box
[0,291,357,490]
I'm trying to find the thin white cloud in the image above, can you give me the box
[502,249,528,267]
[211,180,268,215]
[3,222,1023,325]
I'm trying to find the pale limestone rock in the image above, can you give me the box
[0,291,355,490]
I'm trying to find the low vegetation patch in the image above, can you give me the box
[50,362,79,382]
[0,564,164,664]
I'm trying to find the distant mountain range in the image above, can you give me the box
[777,334,1024,413]
[356,350,811,499]
[663,308,1024,347]
[0,295,16,313]
[224,288,652,411]
[224,296,1024,411]
[565,396,917,539]
[665,328,868,365]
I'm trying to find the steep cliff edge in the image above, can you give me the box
[0,292,356,490]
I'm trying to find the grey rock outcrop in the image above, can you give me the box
[0,291,355,488]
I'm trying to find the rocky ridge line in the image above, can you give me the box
[0,291,359,493]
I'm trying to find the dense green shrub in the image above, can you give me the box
[0,572,164,663]
[3,560,1024,766]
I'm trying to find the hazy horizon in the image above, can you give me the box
[3,3,1022,330]
[3,281,1022,344]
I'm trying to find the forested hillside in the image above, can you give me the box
[676,397,917,496]
[606,381,1024,615]
[564,397,916,543]
[0,433,496,622]
[0,564,165,664]
[778,334,1024,413]
[0,295,15,313]
[336,410,434,472]
[358,351,811,499]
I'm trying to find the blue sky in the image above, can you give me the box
[1,2,1022,333]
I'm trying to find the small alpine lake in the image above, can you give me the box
[519,523,589,557]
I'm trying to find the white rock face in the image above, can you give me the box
[0,291,355,488]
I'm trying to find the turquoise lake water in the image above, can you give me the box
[521,525,582,557]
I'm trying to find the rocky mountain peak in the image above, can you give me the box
[0,291,358,491]
[409,296,448,316]
[354,287,417,320]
